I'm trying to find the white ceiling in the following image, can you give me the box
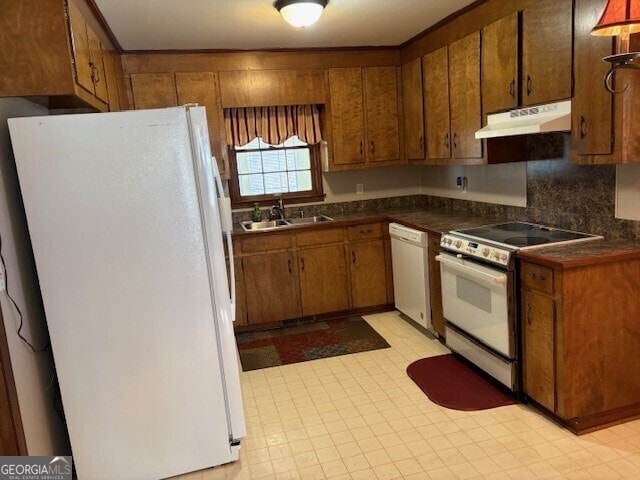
[94,0,476,51]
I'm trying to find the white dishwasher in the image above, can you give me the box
[389,223,431,331]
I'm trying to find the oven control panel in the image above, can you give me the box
[440,234,512,267]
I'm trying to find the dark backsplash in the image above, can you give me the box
[232,134,640,239]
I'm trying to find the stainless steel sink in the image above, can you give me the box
[239,214,334,232]
[240,219,290,232]
[287,214,334,225]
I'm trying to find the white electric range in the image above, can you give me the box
[437,221,602,392]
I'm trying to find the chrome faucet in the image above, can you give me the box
[269,195,285,220]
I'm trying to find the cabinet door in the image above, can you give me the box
[299,245,350,316]
[364,66,401,163]
[427,235,445,337]
[67,1,93,94]
[522,0,573,106]
[482,13,518,115]
[349,240,387,309]
[401,58,425,160]
[102,51,121,112]
[522,290,555,412]
[86,27,108,103]
[423,47,451,160]
[328,68,366,166]
[242,252,301,324]
[449,31,483,159]
[573,0,615,158]
[233,257,247,326]
[175,72,230,179]
[130,73,178,110]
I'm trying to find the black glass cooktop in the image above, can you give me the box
[454,222,599,248]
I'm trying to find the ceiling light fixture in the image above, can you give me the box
[591,0,640,93]
[275,0,328,28]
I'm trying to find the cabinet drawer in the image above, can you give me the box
[521,263,554,294]
[240,233,293,253]
[348,223,383,241]
[296,228,347,247]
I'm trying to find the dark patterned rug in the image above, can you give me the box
[235,316,390,371]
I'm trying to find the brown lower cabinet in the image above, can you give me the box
[520,256,640,433]
[349,240,387,309]
[242,251,302,324]
[234,222,392,327]
[299,244,350,316]
[427,234,445,338]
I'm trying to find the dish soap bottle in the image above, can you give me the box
[252,203,261,223]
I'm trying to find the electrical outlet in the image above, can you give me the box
[356,183,364,195]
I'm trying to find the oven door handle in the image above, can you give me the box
[436,254,508,286]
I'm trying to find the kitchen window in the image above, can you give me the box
[228,136,324,207]
[224,105,325,207]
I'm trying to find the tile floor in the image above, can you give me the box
[174,311,640,480]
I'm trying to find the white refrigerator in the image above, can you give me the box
[8,107,246,480]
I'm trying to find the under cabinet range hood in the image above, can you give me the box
[475,100,571,139]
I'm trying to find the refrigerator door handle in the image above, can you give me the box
[212,157,236,322]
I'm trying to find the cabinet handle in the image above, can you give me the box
[359,229,372,235]
[509,79,516,98]
[419,136,424,151]
[352,251,356,264]
[288,259,292,273]
[359,141,363,155]
[530,272,546,282]
[444,133,450,149]
[580,116,587,139]
[526,75,533,96]
[527,303,533,325]
[370,140,375,154]
[300,257,305,271]
[452,133,458,150]
[89,62,100,84]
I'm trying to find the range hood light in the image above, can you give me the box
[475,101,572,139]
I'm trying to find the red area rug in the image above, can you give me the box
[236,316,390,371]
[407,354,516,411]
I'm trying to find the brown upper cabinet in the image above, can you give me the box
[130,73,178,110]
[423,47,452,161]
[401,58,426,161]
[449,31,483,160]
[0,0,124,111]
[68,2,101,100]
[218,69,327,108]
[423,33,483,163]
[129,72,231,178]
[521,0,573,106]
[175,72,230,179]
[573,0,615,161]
[481,13,519,116]
[325,67,401,170]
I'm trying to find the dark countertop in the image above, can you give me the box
[232,206,640,267]
[231,207,499,237]
[517,238,640,268]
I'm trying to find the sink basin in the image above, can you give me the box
[240,219,290,232]
[287,215,334,225]
[240,215,334,232]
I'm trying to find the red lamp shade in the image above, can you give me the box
[592,0,640,36]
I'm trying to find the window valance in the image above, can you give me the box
[224,105,323,147]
